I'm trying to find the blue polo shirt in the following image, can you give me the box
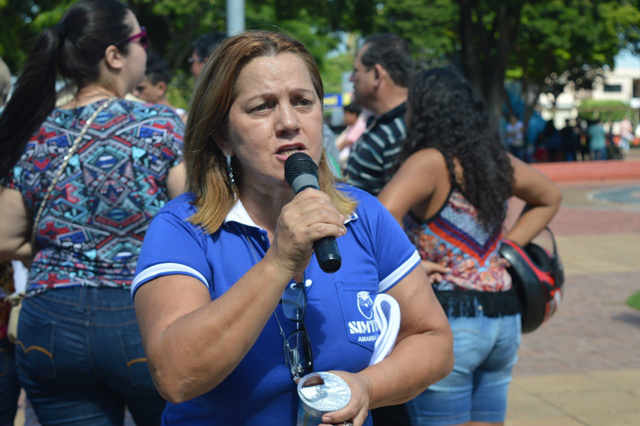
[132,184,420,426]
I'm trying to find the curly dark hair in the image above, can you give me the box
[400,66,514,228]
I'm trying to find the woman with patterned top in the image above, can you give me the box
[0,0,185,424]
[378,67,562,426]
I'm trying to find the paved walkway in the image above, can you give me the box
[505,150,640,425]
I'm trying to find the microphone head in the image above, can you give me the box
[284,152,318,187]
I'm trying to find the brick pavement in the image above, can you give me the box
[551,186,640,235]
[512,179,640,377]
[532,159,640,182]
[514,270,640,376]
[505,160,640,425]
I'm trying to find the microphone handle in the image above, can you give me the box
[313,236,342,273]
[285,162,342,273]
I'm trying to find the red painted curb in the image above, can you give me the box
[531,160,640,182]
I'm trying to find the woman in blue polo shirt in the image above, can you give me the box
[132,31,453,426]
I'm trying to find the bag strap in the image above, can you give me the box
[542,226,558,258]
[30,98,117,249]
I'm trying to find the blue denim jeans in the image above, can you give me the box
[0,337,20,426]
[15,287,165,426]
[407,313,521,426]
[592,148,607,160]
[508,145,526,161]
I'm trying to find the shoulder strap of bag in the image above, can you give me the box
[543,226,558,258]
[30,98,117,249]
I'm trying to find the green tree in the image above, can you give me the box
[620,0,640,56]
[372,0,525,126]
[577,99,634,123]
[371,0,640,133]
[372,0,458,69]
[3,0,639,125]
[0,0,75,72]
[0,0,365,106]
[509,0,640,136]
[457,0,526,127]
[131,0,225,72]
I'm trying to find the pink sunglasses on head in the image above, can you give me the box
[117,27,148,51]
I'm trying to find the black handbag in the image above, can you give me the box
[499,228,564,333]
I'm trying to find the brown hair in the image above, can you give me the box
[185,30,356,233]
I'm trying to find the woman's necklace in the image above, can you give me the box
[62,87,119,111]
[76,92,117,106]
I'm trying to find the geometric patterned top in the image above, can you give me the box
[403,187,512,292]
[2,98,184,293]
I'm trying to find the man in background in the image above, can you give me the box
[189,32,227,79]
[505,114,525,160]
[134,52,187,122]
[561,118,580,161]
[346,34,413,196]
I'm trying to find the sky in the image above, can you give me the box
[615,49,640,68]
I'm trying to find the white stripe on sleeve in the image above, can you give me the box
[379,251,421,293]
[131,263,209,296]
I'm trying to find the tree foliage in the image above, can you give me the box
[0,0,364,107]
[369,0,640,130]
[508,0,640,135]
[578,99,634,123]
[1,0,639,124]
[372,0,458,69]
[0,0,74,71]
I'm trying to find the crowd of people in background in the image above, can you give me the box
[5,0,639,424]
[503,114,636,164]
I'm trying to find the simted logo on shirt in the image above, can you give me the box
[348,291,378,343]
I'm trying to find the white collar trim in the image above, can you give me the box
[224,199,358,228]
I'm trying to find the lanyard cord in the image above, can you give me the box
[240,225,294,349]
[241,224,314,381]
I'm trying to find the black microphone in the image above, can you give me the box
[284,152,342,273]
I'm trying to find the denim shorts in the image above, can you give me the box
[15,286,165,426]
[407,313,521,426]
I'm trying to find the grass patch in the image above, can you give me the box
[626,291,640,311]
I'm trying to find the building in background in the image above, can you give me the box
[538,53,640,135]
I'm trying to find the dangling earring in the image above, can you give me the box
[226,154,235,185]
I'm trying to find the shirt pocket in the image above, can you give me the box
[335,280,380,352]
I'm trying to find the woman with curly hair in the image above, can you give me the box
[378,66,562,426]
